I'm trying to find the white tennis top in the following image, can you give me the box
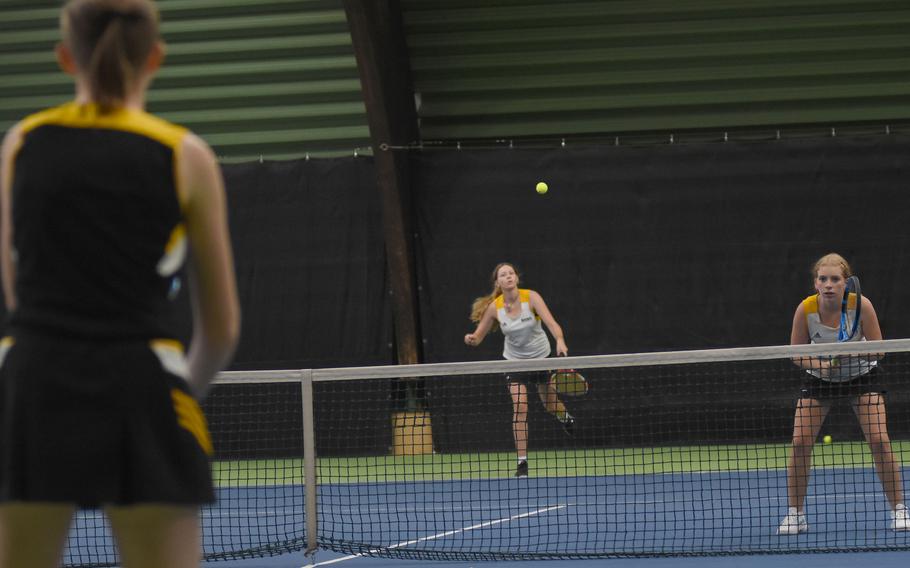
[496,289,550,360]
[802,293,876,382]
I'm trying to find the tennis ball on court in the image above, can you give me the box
[535,181,548,194]
[823,435,833,444]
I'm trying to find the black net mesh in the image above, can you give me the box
[63,343,910,564]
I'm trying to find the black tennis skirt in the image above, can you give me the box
[800,366,884,400]
[0,330,215,508]
[505,369,551,386]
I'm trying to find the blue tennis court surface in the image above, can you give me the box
[319,467,910,557]
[66,466,910,566]
[63,485,307,566]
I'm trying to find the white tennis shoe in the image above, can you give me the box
[892,504,909,531]
[777,507,808,535]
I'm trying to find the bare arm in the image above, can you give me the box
[860,296,882,341]
[790,302,809,346]
[858,296,884,360]
[790,301,829,371]
[529,290,568,356]
[464,302,496,347]
[179,133,241,398]
[0,124,22,311]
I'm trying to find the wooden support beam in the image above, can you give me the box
[343,0,421,364]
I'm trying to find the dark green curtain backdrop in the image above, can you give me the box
[221,157,393,370]
[412,136,910,363]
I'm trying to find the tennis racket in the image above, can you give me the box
[837,275,862,341]
[550,369,589,397]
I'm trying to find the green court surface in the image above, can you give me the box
[212,440,909,486]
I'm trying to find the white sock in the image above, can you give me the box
[517,456,527,464]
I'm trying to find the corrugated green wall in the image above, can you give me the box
[403,0,910,141]
[0,0,370,161]
[3,1,909,154]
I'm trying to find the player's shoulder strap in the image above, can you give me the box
[802,294,819,316]
[801,292,858,319]
[19,101,187,150]
[494,294,504,309]
[518,289,542,320]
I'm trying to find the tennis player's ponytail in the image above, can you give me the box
[470,292,498,326]
[62,0,159,112]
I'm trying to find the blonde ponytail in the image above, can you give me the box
[86,18,133,111]
[470,291,498,326]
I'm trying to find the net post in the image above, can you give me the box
[301,368,318,555]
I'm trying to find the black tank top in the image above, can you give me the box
[8,102,187,339]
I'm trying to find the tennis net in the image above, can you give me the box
[63,375,310,567]
[64,340,910,564]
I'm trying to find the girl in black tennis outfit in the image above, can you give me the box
[0,1,240,566]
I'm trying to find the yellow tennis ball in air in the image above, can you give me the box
[536,181,548,194]
[823,435,832,444]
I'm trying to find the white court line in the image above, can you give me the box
[300,503,566,567]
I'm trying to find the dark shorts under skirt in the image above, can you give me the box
[800,366,884,401]
[0,331,215,508]
[505,369,551,387]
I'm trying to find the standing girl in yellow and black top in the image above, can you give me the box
[0,1,240,567]
[464,262,574,478]
[777,253,907,535]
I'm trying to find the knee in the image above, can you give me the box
[791,435,815,452]
[867,433,891,453]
